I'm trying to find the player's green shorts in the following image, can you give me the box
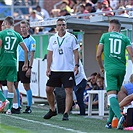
[0,66,17,82]
[105,69,125,92]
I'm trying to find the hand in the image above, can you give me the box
[26,68,31,78]
[100,68,104,74]
[74,66,79,75]
[22,64,28,71]
[46,68,51,77]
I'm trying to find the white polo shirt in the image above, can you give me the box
[47,32,79,71]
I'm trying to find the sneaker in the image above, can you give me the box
[0,100,10,112]
[23,106,32,114]
[105,122,112,129]
[62,113,69,121]
[43,109,57,119]
[6,109,12,115]
[11,107,21,114]
[117,115,125,130]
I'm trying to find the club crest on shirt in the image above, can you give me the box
[53,41,57,45]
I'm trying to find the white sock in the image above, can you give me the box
[13,103,18,109]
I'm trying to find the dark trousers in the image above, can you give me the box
[73,79,87,115]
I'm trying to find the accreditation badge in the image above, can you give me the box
[58,48,63,55]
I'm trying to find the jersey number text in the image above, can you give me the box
[4,36,17,50]
[109,38,122,54]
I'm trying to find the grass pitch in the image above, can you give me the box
[0,104,131,133]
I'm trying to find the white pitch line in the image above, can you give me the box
[4,115,87,133]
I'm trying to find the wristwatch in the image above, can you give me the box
[75,64,79,67]
[28,66,32,69]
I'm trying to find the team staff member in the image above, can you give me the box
[43,18,79,121]
[13,20,36,114]
[0,16,28,114]
[73,60,87,115]
[96,19,133,129]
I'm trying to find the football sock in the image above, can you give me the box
[16,88,20,107]
[26,89,32,107]
[107,106,115,123]
[0,90,6,102]
[7,92,14,109]
[110,97,122,120]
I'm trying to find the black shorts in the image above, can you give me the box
[46,71,75,88]
[17,61,30,83]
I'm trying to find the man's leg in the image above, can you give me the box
[11,85,21,114]
[15,82,21,107]
[23,83,32,113]
[64,87,73,114]
[43,86,57,119]
[75,87,85,115]
[108,92,122,120]
[61,87,73,120]
[6,81,15,114]
[12,88,19,108]
[108,92,125,129]
[107,106,115,123]
[46,86,55,111]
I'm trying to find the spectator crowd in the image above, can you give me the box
[1,0,133,34]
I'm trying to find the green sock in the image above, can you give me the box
[7,98,13,109]
[7,92,14,110]
[110,97,122,120]
[0,90,6,102]
[107,106,115,123]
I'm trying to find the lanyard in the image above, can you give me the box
[57,37,65,48]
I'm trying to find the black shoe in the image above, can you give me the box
[18,106,22,111]
[62,113,69,121]
[43,109,57,119]
[11,107,21,114]
[23,106,32,114]
[105,122,112,129]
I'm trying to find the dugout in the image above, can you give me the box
[30,15,133,77]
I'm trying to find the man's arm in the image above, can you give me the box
[0,39,2,47]
[19,42,28,70]
[46,50,53,77]
[73,49,79,75]
[96,44,104,73]
[25,51,35,77]
[119,94,133,109]
[29,51,35,67]
[126,46,133,63]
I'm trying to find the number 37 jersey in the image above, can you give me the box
[99,31,131,71]
[0,29,24,66]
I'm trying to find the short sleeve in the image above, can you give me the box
[47,36,53,51]
[30,38,36,51]
[72,36,80,50]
